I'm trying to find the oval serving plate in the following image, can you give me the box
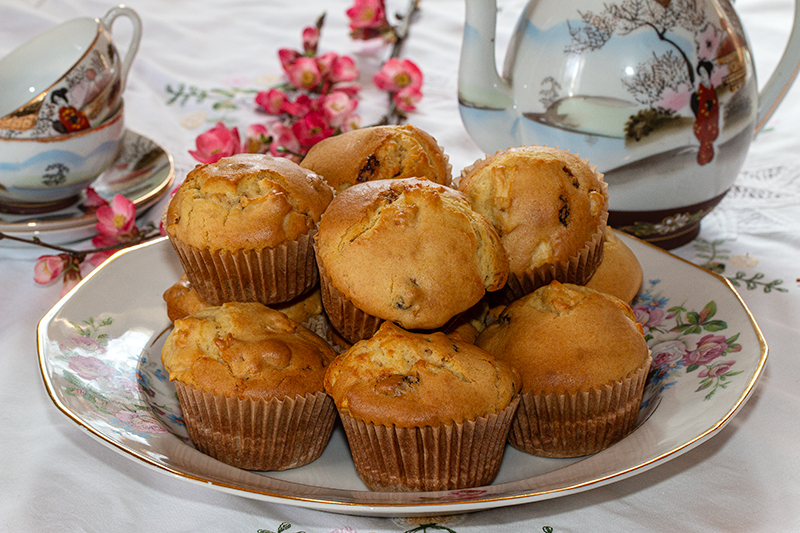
[37,233,767,517]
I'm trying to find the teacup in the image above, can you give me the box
[0,5,141,140]
[0,102,125,213]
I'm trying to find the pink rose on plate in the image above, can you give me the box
[69,355,114,381]
[115,410,169,434]
[684,334,729,366]
[633,304,666,329]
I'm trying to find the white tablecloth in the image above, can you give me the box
[2,0,800,531]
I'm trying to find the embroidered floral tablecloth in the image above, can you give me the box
[1,0,799,532]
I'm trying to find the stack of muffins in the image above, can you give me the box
[160,124,651,491]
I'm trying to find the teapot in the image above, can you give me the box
[459,0,800,248]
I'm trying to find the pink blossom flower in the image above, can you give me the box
[330,54,359,84]
[697,23,723,62]
[654,84,692,113]
[302,25,320,55]
[287,56,322,91]
[699,360,736,379]
[282,94,315,118]
[373,58,423,92]
[322,91,358,127]
[244,123,272,153]
[34,255,67,284]
[292,112,334,149]
[188,121,244,164]
[346,0,393,40]
[393,85,423,112]
[632,305,666,329]
[341,113,362,132]
[95,194,137,240]
[255,88,288,115]
[684,334,729,366]
[269,122,302,160]
[315,52,337,80]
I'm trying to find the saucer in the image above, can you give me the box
[0,129,174,246]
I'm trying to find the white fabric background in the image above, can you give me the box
[1,0,799,531]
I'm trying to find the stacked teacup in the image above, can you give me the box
[0,5,142,213]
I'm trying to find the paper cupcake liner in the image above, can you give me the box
[169,230,318,306]
[174,381,336,471]
[339,397,520,492]
[508,355,651,458]
[315,254,383,345]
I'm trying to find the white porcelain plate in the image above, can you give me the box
[37,233,767,517]
[0,129,174,245]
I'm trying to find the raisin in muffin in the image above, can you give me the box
[324,321,520,491]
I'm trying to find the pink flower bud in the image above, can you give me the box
[373,58,423,92]
[188,121,244,164]
[278,48,301,72]
[302,26,320,55]
[255,89,288,115]
[83,187,109,209]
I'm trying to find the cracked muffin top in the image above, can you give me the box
[314,178,509,330]
[165,153,333,250]
[161,302,336,401]
[476,281,649,395]
[458,146,607,275]
[299,124,452,192]
[324,321,520,427]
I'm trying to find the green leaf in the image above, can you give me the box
[685,325,702,335]
[686,311,700,324]
[696,379,712,390]
[703,320,727,332]
[686,364,699,373]
[726,332,741,344]
[701,301,717,319]
[277,523,291,533]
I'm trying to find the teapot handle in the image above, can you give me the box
[755,0,800,133]
[101,5,143,94]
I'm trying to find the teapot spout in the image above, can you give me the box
[459,0,513,110]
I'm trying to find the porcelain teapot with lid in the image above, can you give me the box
[459,0,800,248]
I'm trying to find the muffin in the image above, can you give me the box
[160,301,338,471]
[163,273,210,323]
[476,281,651,458]
[314,178,508,343]
[584,228,643,303]
[165,153,334,306]
[458,145,608,301]
[300,124,452,192]
[324,321,521,491]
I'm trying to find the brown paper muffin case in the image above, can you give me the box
[315,253,383,344]
[339,397,520,492]
[175,382,336,471]
[508,355,651,458]
[169,230,318,306]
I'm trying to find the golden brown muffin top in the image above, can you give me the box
[161,302,336,401]
[476,281,648,395]
[166,154,333,251]
[300,124,452,192]
[458,146,607,275]
[585,229,643,303]
[163,273,211,323]
[315,178,509,330]
[324,322,520,427]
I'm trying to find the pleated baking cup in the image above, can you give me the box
[508,355,652,458]
[174,382,336,471]
[168,229,318,306]
[315,255,384,345]
[338,397,520,492]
